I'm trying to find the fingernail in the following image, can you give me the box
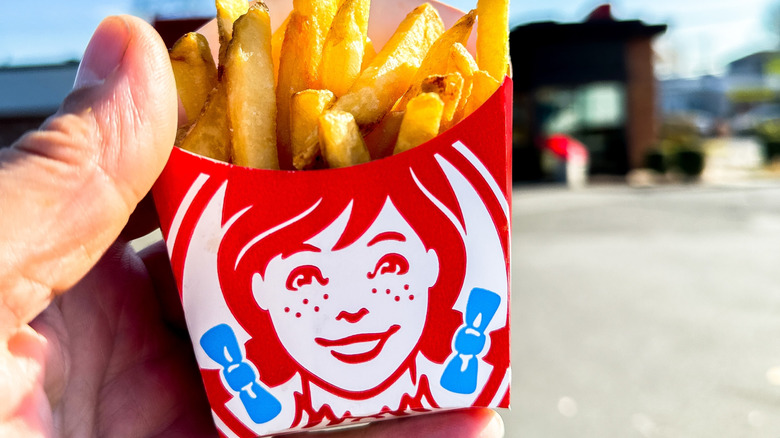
[74,16,130,90]
[484,412,505,438]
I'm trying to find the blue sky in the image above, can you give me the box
[0,0,777,78]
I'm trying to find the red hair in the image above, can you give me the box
[217,147,468,395]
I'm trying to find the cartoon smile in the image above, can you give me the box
[315,325,401,364]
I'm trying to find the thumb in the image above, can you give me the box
[0,15,177,336]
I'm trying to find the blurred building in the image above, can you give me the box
[725,51,780,125]
[510,5,666,181]
[0,62,78,147]
[0,17,209,148]
[727,51,780,91]
[660,76,729,118]
[153,17,210,48]
[658,75,729,137]
[655,51,780,137]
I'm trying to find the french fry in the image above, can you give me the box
[445,42,478,123]
[446,41,479,74]
[216,0,251,68]
[332,3,444,127]
[364,111,404,160]
[170,32,218,127]
[362,37,376,70]
[178,82,231,162]
[394,92,444,155]
[272,12,291,85]
[463,69,500,118]
[276,0,340,169]
[320,0,371,97]
[225,3,279,169]
[319,110,371,168]
[476,0,509,81]
[420,72,464,132]
[291,89,336,169]
[395,9,475,112]
[176,0,509,170]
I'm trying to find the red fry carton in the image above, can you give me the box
[152,1,512,436]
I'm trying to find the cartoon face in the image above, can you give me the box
[252,198,439,392]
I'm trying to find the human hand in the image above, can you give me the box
[0,15,504,438]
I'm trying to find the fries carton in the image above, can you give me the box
[152,1,511,436]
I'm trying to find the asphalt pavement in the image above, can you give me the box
[505,181,780,437]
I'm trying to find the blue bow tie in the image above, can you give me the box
[200,324,282,424]
[441,288,501,394]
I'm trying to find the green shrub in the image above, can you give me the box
[644,149,666,174]
[648,116,705,178]
[756,120,780,162]
[673,149,705,177]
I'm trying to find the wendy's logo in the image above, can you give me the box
[162,136,511,435]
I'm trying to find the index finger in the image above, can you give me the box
[286,409,504,438]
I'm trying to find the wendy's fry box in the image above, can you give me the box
[152,2,511,436]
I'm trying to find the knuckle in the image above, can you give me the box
[14,111,97,169]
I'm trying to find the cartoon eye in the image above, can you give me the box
[286,265,329,291]
[367,253,409,279]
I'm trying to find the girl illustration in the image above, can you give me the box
[162,130,511,436]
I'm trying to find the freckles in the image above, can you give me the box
[283,294,322,319]
[370,282,417,303]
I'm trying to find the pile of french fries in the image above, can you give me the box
[169,0,509,170]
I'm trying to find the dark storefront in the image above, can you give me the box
[510,5,666,181]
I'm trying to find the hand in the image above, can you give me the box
[0,15,505,438]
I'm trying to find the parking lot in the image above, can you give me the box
[506,182,780,437]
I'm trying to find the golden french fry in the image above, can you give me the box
[178,83,231,162]
[291,89,336,169]
[394,92,444,155]
[169,32,218,126]
[320,0,371,97]
[272,12,291,84]
[364,110,404,160]
[362,36,376,70]
[395,9,475,111]
[476,0,509,81]
[216,0,250,67]
[447,43,479,77]
[463,69,500,117]
[319,110,371,168]
[445,42,478,123]
[446,41,478,74]
[421,72,464,132]
[225,3,278,169]
[276,0,340,169]
[333,3,444,127]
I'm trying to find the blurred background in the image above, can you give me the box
[4,0,780,436]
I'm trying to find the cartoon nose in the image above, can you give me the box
[336,308,369,323]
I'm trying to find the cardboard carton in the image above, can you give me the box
[152,1,511,436]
